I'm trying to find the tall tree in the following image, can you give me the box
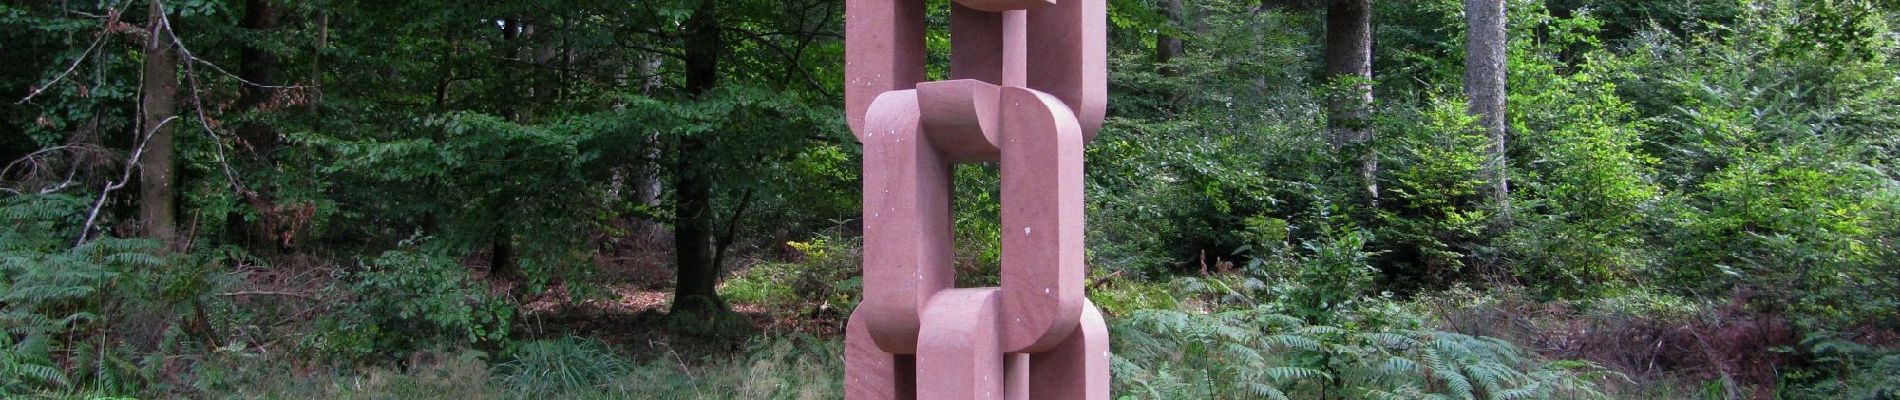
[490,18,523,281]
[671,0,726,315]
[1323,0,1376,200]
[1463,0,1508,212]
[233,0,281,250]
[140,0,181,250]
[237,0,279,156]
[632,55,667,238]
[1155,0,1185,64]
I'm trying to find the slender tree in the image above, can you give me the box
[490,18,523,281]
[140,0,181,250]
[1464,0,1509,213]
[1323,0,1376,200]
[1156,0,1185,64]
[632,55,667,239]
[237,0,279,156]
[671,0,727,315]
[233,0,281,250]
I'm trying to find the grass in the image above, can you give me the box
[197,335,842,400]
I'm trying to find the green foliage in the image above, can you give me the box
[207,335,844,399]
[720,236,861,315]
[1280,225,1380,325]
[313,246,513,363]
[1612,0,1900,328]
[1545,0,1743,41]
[1499,3,1658,298]
[1786,333,1900,399]
[1086,0,1324,277]
[0,194,169,396]
[1113,305,1616,400]
[496,337,634,397]
[1371,98,1493,287]
[295,110,601,287]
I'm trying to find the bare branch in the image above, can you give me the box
[168,21,306,91]
[158,11,251,196]
[78,115,176,247]
[17,16,115,104]
[216,291,319,300]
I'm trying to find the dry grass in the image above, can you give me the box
[1421,286,1799,399]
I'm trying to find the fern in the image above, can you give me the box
[0,194,164,396]
[1113,306,1619,399]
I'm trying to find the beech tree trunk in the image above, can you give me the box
[233,0,281,251]
[489,18,523,280]
[237,0,279,155]
[671,0,727,316]
[1464,0,1509,212]
[309,12,326,132]
[1155,0,1184,64]
[632,56,666,239]
[140,0,180,251]
[1324,0,1377,200]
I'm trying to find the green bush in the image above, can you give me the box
[1371,98,1493,288]
[1501,2,1658,299]
[312,246,513,363]
[1616,0,1900,329]
[720,236,861,315]
[1280,225,1380,325]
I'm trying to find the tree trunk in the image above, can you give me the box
[237,0,279,155]
[1324,0,1376,201]
[632,56,666,240]
[140,0,180,251]
[233,0,281,252]
[670,0,727,316]
[309,12,327,132]
[531,22,559,117]
[1155,0,1184,64]
[1464,0,1509,214]
[490,226,519,280]
[489,18,524,280]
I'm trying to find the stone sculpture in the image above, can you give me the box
[842,0,1108,398]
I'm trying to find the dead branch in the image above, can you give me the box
[216,291,319,301]
[77,116,174,247]
[166,16,305,92]
[16,9,119,105]
[1090,269,1127,290]
[155,11,252,197]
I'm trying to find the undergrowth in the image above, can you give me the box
[1113,305,1618,400]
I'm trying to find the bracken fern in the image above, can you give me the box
[1113,306,1619,400]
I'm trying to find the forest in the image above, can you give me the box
[2,0,1898,398]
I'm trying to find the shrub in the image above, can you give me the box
[1502,3,1658,299]
[720,236,860,316]
[1372,98,1493,289]
[1280,225,1379,325]
[312,246,513,363]
[1618,0,1900,329]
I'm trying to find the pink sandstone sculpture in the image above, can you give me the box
[842,0,1108,398]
